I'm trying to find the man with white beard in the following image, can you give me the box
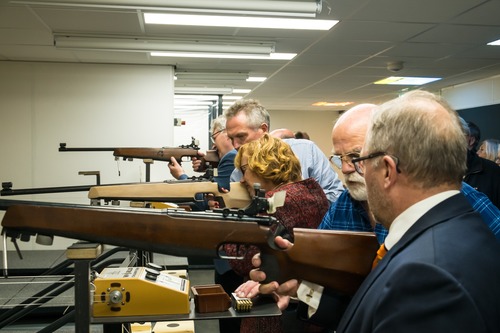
[318,104,389,244]
[318,103,500,244]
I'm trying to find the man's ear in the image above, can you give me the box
[467,136,476,150]
[382,155,399,188]
[261,123,269,133]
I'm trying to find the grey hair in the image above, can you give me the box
[366,90,467,188]
[211,115,227,133]
[224,99,271,129]
[458,117,470,136]
[480,139,500,162]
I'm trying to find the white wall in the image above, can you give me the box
[442,74,500,109]
[172,109,211,178]
[0,61,175,250]
[269,109,340,156]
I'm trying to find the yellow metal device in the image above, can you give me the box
[93,267,190,317]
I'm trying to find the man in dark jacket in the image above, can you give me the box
[462,121,500,208]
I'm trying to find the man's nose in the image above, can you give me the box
[341,162,356,175]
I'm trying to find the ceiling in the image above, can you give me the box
[1,0,500,112]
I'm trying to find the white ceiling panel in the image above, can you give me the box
[0,0,499,111]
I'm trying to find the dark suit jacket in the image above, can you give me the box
[315,194,500,332]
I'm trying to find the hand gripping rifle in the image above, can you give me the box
[1,194,378,296]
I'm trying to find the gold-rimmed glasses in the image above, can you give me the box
[329,152,361,169]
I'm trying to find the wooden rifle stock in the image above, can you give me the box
[88,181,251,209]
[1,202,379,295]
[113,148,219,166]
[59,139,219,166]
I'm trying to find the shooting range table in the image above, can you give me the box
[67,243,280,333]
[92,297,281,324]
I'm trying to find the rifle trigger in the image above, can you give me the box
[267,222,293,250]
[217,243,246,260]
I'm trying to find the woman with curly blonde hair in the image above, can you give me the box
[226,133,329,333]
[235,133,302,195]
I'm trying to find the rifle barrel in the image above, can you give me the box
[0,200,379,295]
[1,185,95,196]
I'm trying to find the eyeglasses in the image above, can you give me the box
[240,164,248,175]
[211,128,225,141]
[329,152,361,169]
[351,152,400,175]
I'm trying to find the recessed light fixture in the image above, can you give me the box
[312,101,354,107]
[144,13,338,31]
[374,77,441,85]
[487,39,500,46]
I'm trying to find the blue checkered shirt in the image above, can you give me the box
[319,182,500,243]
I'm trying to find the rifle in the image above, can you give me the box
[59,137,219,167]
[88,181,251,209]
[1,200,379,296]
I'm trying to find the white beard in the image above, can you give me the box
[344,172,368,201]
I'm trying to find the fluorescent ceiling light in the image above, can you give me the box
[312,101,354,107]
[232,89,252,94]
[175,87,233,94]
[175,95,219,100]
[487,39,500,46]
[174,106,212,111]
[175,100,215,106]
[151,51,296,60]
[374,77,442,85]
[222,95,243,100]
[247,76,267,82]
[11,0,322,18]
[144,13,338,31]
[54,35,274,54]
[175,72,249,81]
[54,35,293,60]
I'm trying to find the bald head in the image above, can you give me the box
[334,104,376,135]
[332,104,377,156]
[270,128,295,139]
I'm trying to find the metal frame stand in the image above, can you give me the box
[66,242,102,333]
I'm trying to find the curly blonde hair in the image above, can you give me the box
[235,133,302,185]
